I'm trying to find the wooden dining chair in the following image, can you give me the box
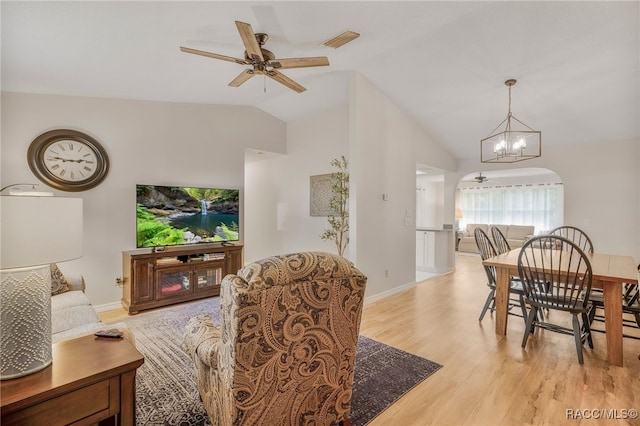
[474,228,528,323]
[552,226,640,337]
[587,264,640,340]
[550,225,602,311]
[549,225,594,254]
[491,226,511,255]
[518,235,594,364]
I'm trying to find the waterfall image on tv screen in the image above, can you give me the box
[136,185,239,248]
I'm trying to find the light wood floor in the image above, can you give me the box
[100,254,640,426]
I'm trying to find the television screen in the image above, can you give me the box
[136,184,240,248]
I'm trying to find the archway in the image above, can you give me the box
[454,167,563,254]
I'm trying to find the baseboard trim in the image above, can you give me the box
[94,301,123,313]
[364,281,418,305]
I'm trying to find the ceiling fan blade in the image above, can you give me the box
[269,57,330,69]
[228,69,257,87]
[235,21,264,62]
[266,70,306,93]
[180,47,248,65]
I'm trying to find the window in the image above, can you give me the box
[458,183,563,234]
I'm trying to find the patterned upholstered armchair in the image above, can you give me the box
[183,251,367,426]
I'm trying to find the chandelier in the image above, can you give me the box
[480,79,541,163]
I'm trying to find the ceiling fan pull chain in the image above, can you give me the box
[264,74,267,93]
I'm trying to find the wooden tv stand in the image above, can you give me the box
[122,243,243,314]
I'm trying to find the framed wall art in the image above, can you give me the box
[309,173,336,216]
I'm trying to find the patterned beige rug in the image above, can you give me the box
[119,298,442,425]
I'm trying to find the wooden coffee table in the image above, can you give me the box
[1,333,144,425]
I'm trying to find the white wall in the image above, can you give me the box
[549,141,638,258]
[416,175,444,228]
[243,151,283,262]
[349,74,456,299]
[1,92,286,307]
[244,104,349,263]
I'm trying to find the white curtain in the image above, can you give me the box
[458,183,563,235]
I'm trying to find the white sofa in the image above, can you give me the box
[51,265,129,343]
[457,224,535,254]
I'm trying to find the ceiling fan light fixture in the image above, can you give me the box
[322,30,360,49]
[481,79,541,163]
[181,21,329,93]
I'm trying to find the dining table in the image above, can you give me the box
[483,248,638,367]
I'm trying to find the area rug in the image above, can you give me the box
[117,298,442,425]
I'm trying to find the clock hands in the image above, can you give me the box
[48,156,91,163]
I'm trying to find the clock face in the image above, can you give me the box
[43,139,99,182]
[28,129,109,192]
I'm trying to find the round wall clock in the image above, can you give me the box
[27,129,110,192]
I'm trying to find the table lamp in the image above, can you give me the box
[0,191,83,379]
[455,209,463,230]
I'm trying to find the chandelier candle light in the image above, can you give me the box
[481,79,541,163]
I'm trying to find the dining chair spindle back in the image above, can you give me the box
[549,225,594,254]
[491,226,511,255]
[474,228,528,323]
[518,235,594,364]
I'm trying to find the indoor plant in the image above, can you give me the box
[320,156,349,257]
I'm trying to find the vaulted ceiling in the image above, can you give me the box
[2,1,638,161]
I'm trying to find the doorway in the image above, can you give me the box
[416,164,445,282]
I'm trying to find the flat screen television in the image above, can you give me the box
[136,184,240,248]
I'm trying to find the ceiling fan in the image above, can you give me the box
[180,21,330,93]
[473,173,489,183]
[466,172,505,184]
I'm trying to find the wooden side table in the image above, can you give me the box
[1,333,144,425]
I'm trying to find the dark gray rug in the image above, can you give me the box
[118,298,442,425]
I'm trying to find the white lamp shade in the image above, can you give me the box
[0,196,83,269]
